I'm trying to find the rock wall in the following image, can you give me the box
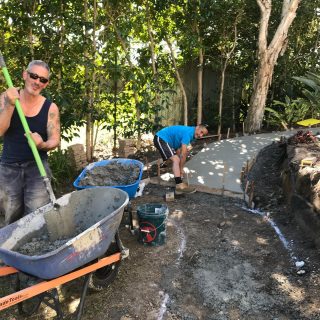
[282,142,320,247]
[243,133,320,248]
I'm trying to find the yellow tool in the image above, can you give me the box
[300,157,317,167]
[296,118,320,127]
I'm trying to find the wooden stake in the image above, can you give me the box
[222,163,228,196]
[145,156,150,178]
[198,134,219,139]
[248,181,254,208]
[157,158,161,183]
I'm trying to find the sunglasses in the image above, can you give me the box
[27,71,49,84]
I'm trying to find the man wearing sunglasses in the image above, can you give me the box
[0,60,60,224]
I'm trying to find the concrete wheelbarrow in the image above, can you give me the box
[73,158,145,232]
[0,187,129,319]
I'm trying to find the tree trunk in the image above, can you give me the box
[166,38,188,125]
[246,57,273,132]
[146,1,161,129]
[57,0,65,92]
[197,45,203,125]
[84,0,92,161]
[104,4,142,149]
[26,0,37,59]
[218,22,238,137]
[217,63,227,138]
[113,50,118,152]
[90,0,97,159]
[245,0,301,133]
[146,1,157,77]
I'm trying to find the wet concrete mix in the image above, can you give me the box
[78,162,141,187]
[14,162,140,256]
[16,235,70,256]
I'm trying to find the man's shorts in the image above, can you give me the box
[0,160,52,225]
[153,135,176,161]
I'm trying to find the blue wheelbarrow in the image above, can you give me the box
[0,187,129,319]
[74,158,144,232]
[73,158,144,199]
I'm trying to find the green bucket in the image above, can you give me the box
[137,203,168,246]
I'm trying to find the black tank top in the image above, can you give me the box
[1,98,51,163]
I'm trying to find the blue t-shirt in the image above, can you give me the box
[156,126,196,150]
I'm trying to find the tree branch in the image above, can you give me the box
[257,0,271,54]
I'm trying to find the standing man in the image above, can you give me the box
[0,60,60,224]
[154,124,208,194]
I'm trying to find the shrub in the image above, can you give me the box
[265,96,310,130]
[48,148,78,194]
[293,71,320,116]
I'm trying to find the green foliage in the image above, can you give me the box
[293,72,320,116]
[48,148,77,194]
[0,0,318,138]
[265,96,310,129]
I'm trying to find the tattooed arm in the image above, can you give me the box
[30,103,61,151]
[0,88,18,136]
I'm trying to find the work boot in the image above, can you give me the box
[175,182,196,195]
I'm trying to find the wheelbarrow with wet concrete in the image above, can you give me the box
[0,187,129,319]
[73,158,145,233]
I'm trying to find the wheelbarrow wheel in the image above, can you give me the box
[15,273,42,316]
[88,240,121,292]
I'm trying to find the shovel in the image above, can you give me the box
[0,51,57,206]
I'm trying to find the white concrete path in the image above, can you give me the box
[184,128,320,194]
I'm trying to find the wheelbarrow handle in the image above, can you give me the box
[0,51,47,178]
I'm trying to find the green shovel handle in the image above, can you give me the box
[0,52,46,177]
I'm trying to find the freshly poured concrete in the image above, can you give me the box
[183,128,320,194]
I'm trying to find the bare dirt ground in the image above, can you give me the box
[1,134,320,320]
[1,183,320,320]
